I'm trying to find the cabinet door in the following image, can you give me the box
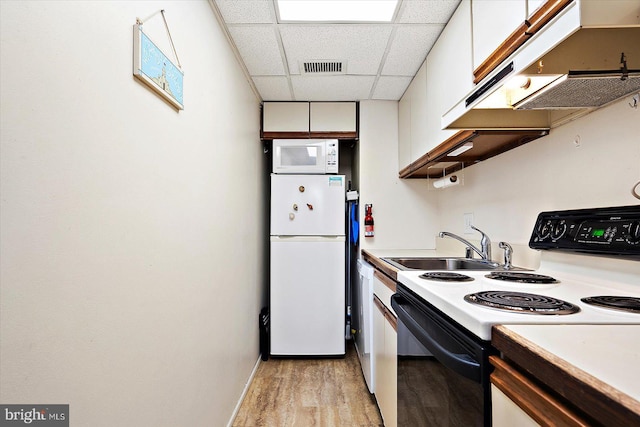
[263,102,309,132]
[491,385,539,427]
[397,92,411,171]
[373,296,386,412]
[425,0,472,153]
[373,271,396,310]
[409,62,429,164]
[382,314,397,427]
[310,102,356,132]
[472,0,527,71]
[373,294,397,427]
[397,60,428,170]
[399,1,473,176]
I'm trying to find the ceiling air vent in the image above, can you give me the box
[300,60,346,75]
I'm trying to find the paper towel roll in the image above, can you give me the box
[433,175,459,189]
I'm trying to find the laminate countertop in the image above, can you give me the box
[362,250,640,424]
[493,324,640,426]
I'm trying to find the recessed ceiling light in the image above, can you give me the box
[276,0,399,23]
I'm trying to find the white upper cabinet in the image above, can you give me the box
[409,62,429,164]
[263,101,357,137]
[425,0,473,151]
[397,61,428,171]
[262,102,310,133]
[397,93,412,170]
[472,0,527,71]
[310,102,357,132]
[398,1,473,175]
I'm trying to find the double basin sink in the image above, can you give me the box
[382,257,525,271]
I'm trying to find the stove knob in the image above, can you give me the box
[551,220,567,241]
[627,221,640,244]
[536,220,552,240]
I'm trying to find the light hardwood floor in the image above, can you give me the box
[232,342,384,426]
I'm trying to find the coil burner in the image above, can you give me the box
[581,296,640,314]
[419,272,474,282]
[485,272,558,284]
[464,291,580,315]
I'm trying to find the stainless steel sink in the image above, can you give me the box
[382,257,522,271]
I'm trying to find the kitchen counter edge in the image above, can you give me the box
[492,324,640,426]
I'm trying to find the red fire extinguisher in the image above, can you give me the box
[364,204,375,237]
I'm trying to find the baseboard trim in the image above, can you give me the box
[226,355,262,427]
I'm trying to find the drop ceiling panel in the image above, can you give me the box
[211,0,461,101]
[227,26,285,75]
[253,76,292,101]
[291,75,376,101]
[397,0,461,24]
[279,25,393,75]
[372,76,414,100]
[214,0,275,24]
[381,25,444,76]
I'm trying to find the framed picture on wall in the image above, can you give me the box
[133,23,184,110]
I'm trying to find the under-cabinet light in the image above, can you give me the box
[448,142,473,157]
[276,0,398,22]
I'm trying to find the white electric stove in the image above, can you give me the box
[396,205,640,341]
[392,205,640,427]
[398,259,639,341]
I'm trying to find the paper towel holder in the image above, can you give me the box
[433,174,460,189]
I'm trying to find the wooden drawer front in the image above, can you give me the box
[373,270,397,316]
[490,355,592,426]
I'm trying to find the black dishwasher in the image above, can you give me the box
[391,284,494,427]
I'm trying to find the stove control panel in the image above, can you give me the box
[529,205,640,258]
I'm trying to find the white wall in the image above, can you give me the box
[436,97,640,259]
[359,97,639,265]
[0,2,265,426]
[359,101,440,250]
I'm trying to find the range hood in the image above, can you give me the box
[443,0,640,130]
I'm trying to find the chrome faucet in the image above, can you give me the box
[439,225,492,261]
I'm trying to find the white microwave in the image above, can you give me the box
[272,139,339,174]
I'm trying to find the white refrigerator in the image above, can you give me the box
[270,174,346,356]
